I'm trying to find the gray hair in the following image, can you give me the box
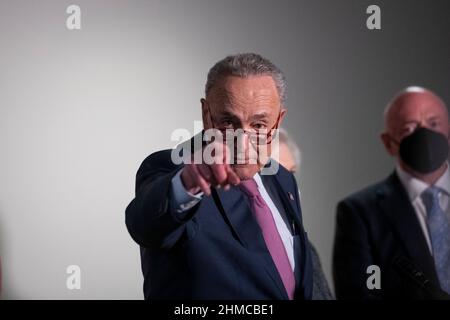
[205,53,287,104]
[278,127,302,171]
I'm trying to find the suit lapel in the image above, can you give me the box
[261,172,308,297]
[213,183,289,299]
[378,172,440,286]
[269,172,303,233]
[263,174,309,298]
[213,186,263,250]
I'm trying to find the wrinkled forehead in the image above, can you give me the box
[387,91,448,126]
[208,75,281,110]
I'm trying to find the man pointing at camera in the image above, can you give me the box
[126,53,313,300]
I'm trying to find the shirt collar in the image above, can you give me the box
[435,163,450,196]
[396,162,450,201]
[253,172,264,189]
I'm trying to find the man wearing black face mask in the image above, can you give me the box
[333,86,450,300]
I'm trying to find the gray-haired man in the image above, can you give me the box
[126,53,313,299]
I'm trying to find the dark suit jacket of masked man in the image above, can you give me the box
[333,171,450,300]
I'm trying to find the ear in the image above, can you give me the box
[381,132,396,156]
[201,98,212,129]
[278,108,287,126]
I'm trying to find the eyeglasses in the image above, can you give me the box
[206,108,281,146]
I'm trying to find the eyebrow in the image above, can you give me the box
[216,111,238,120]
[216,111,270,121]
[250,112,269,120]
[427,115,441,122]
[400,115,441,125]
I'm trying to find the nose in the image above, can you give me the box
[232,131,253,164]
[418,119,428,129]
[234,131,249,151]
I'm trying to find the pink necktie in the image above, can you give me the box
[239,178,296,300]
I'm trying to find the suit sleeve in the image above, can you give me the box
[309,242,334,300]
[125,150,200,248]
[333,199,380,300]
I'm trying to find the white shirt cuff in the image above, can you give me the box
[171,169,204,214]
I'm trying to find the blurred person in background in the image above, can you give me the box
[272,128,334,300]
[333,86,450,300]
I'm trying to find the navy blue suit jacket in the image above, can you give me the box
[125,149,313,300]
[333,172,450,300]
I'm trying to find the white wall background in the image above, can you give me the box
[0,0,449,299]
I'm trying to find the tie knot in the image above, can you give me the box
[421,186,441,211]
[239,178,260,197]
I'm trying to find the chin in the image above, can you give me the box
[231,164,261,181]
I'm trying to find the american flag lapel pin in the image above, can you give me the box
[288,192,295,201]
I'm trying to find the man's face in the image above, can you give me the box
[382,91,450,163]
[202,75,286,180]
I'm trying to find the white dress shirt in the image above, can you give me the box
[170,170,296,271]
[395,162,450,254]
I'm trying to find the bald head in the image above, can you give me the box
[381,86,450,181]
[383,86,449,139]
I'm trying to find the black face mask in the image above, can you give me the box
[397,127,449,174]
